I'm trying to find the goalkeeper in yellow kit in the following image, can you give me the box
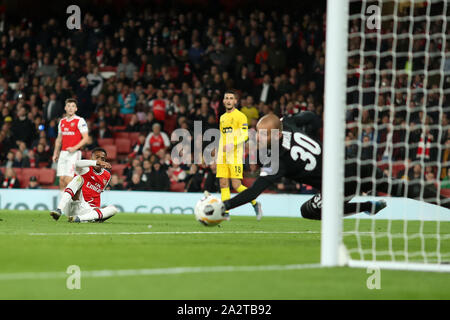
[216,90,262,220]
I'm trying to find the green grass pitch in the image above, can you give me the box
[0,210,449,300]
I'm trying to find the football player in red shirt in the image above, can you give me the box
[50,148,119,222]
[52,99,89,193]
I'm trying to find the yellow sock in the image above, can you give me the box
[221,187,231,212]
[236,185,257,206]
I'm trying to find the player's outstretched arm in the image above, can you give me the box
[74,160,111,177]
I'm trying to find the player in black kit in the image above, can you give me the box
[222,113,449,220]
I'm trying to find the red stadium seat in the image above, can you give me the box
[123,114,134,126]
[99,66,117,72]
[113,132,129,139]
[392,163,405,178]
[129,132,141,145]
[103,145,117,161]
[45,185,60,190]
[98,138,114,147]
[170,182,185,192]
[38,162,49,168]
[440,189,450,197]
[21,168,40,181]
[242,177,256,187]
[38,168,56,185]
[111,164,127,176]
[164,114,177,136]
[115,138,131,154]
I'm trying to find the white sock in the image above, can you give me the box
[57,192,73,213]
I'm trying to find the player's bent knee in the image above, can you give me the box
[103,205,119,215]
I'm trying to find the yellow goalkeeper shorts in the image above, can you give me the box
[216,163,243,179]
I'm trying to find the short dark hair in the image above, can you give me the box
[91,147,107,157]
[65,98,78,106]
[224,89,239,99]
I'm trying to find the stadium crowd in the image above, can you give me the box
[0,4,448,196]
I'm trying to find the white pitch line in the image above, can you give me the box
[27,231,317,236]
[2,231,373,236]
[0,263,323,281]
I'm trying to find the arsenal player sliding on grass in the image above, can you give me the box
[50,147,119,222]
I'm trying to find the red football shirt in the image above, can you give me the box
[58,116,88,151]
[79,167,111,208]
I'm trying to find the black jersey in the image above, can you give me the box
[224,117,323,210]
[259,118,323,189]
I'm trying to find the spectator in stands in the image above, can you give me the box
[130,134,146,158]
[125,114,141,132]
[203,164,219,193]
[240,96,259,125]
[87,66,104,98]
[168,162,187,184]
[35,143,51,164]
[255,74,276,104]
[148,162,170,191]
[140,111,160,134]
[37,56,57,79]
[12,150,30,168]
[43,93,63,123]
[84,135,100,151]
[27,150,39,168]
[345,133,358,159]
[124,158,142,183]
[148,90,168,122]
[107,107,125,126]
[11,106,34,146]
[184,164,204,192]
[92,120,113,139]
[107,174,125,191]
[140,159,153,187]
[27,176,40,189]
[75,76,99,119]
[118,84,137,115]
[117,56,137,80]
[143,123,170,155]
[4,151,14,168]
[2,168,20,189]
[128,172,146,191]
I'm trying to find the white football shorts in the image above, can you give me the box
[57,150,82,177]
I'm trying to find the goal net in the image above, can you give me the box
[323,0,450,272]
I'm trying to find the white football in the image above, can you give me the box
[194,193,227,226]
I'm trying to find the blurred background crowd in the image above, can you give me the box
[0,0,448,196]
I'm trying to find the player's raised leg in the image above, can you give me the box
[50,175,84,221]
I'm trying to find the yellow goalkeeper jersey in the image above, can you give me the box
[217,108,248,165]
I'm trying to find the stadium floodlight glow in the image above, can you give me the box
[322,0,450,272]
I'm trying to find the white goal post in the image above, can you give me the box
[322,0,450,272]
